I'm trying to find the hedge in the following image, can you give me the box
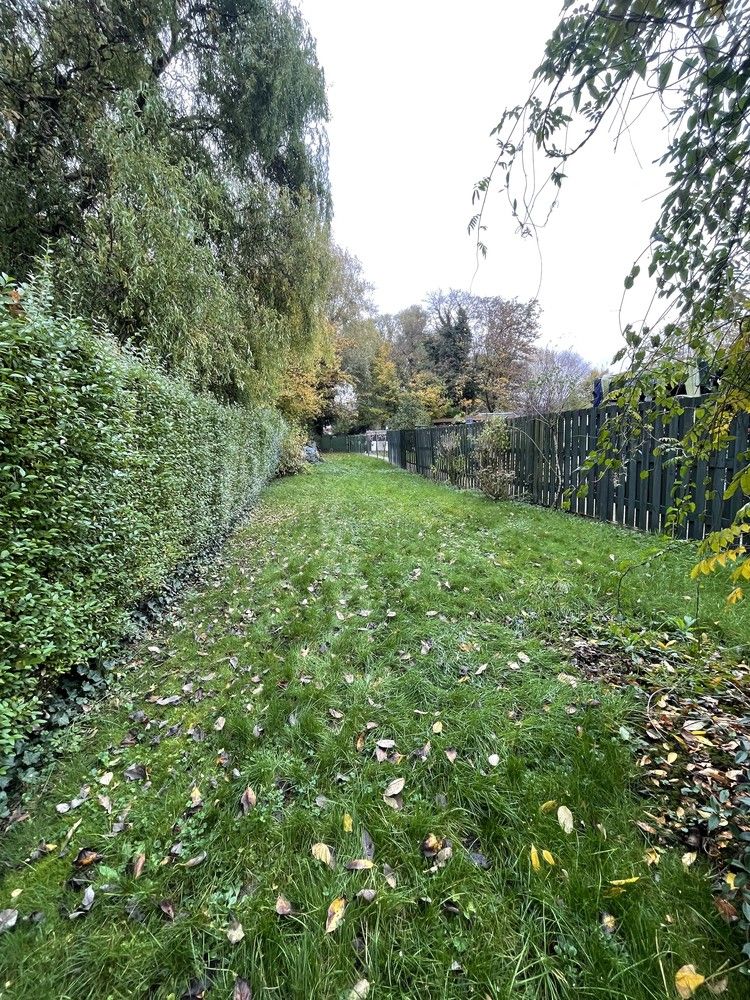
[0,277,284,764]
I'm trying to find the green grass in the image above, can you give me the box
[1,455,747,999]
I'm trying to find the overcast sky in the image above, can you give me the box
[298,0,667,368]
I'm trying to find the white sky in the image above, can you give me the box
[298,0,667,368]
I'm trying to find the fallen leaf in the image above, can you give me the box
[312,843,335,868]
[713,897,738,922]
[681,851,697,868]
[0,909,18,933]
[557,805,574,834]
[325,896,347,933]
[530,845,541,871]
[382,863,397,888]
[542,849,555,866]
[240,787,257,814]
[343,813,353,833]
[69,887,95,920]
[123,763,147,782]
[99,771,114,787]
[707,978,728,995]
[609,876,640,886]
[487,753,500,767]
[226,920,244,944]
[356,888,377,902]
[383,777,405,797]
[600,912,617,935]
[275,894,293,916]
[234,978,253,1000]
[182,851,206,868]
[540,799,557,813]
[445,748,457,764]
[431,720,443,734]
[133,853,146,878]
[346,859,375,871]
[158,899,175,920]
[73,848,103,868]
[214,716,226,731]
[675,965,705,998]
[361,828,375,859]
[347,980,370,999]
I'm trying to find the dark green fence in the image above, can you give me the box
[319,406,749,538]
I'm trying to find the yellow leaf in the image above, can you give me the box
[542,850,555,866]
[644,848,661,867]
[343,813,353,833]
[431,720,443,734]
[540,799,557,814]
[727,587,744,605]
[609,876,640,886]
[675,964,705,998]
[725,873,736,890]
[530,845,541,871]
[325,895,347,933]
[312,842,334,868]
[682,851,697,868]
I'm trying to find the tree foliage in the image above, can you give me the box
[476,0,750,598]
[0,0,331,401]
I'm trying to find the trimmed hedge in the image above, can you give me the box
[0,278,284,763]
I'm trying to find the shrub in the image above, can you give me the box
[474,417,514,500]
[275,423,310,478]
[0,275,284,765]
[434,431,469,486]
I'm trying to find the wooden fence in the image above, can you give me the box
[319,405,750,539]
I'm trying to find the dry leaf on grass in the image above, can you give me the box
[325,896,347,933]
[675,965,705,998]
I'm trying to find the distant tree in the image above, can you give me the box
[327,246,376,331]
[472,297,540,411]
[409,372,453,421]
[426,304,473,407]
[516,348,596,415]
[379,305,431,379]
[357,343,401,429]
[391,395,431,429]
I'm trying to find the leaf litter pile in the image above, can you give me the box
[1,456,749,998]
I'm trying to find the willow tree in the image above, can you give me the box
[473,0,750,598]
[0,0,331,401]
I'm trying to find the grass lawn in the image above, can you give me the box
[1,455,748,999]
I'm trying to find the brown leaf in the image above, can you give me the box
[158,899,175,921]
[123,763,147,782]
[132,853,146,878]
[345,859,375,871]
[275,894,293,916]
[713,897,738,922]
[420,833,444,858]
[325,896,347,933]
[382,863,397,888]
[240,787,257,814]
[73,847,103,869]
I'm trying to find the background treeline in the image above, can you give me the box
[312,248,602,433]
[0,0,334,775]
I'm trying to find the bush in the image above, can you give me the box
[475,417,514,500]
[0,276,284,764]
[275,424,310,478]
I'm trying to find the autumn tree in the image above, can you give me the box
[516,348,596,416]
